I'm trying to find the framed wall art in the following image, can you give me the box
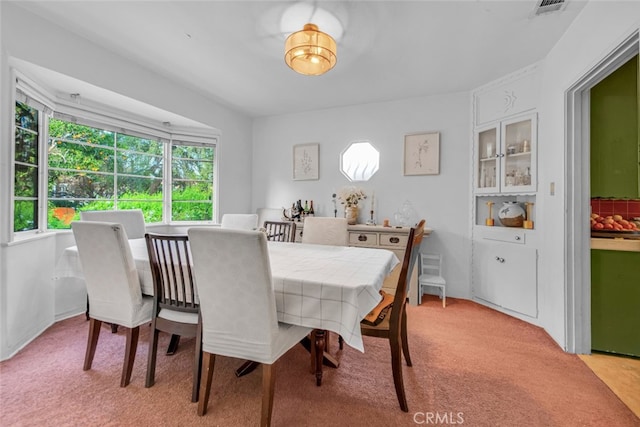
[403,132,440,175]
[293,143,319,180]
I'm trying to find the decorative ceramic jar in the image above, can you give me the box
[498,201,525,227]
[345,206,359,225]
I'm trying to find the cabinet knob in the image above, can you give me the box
[358,234,368,242]
[515,236,521,241]
[390,237,400,243]
[495,256,505,263]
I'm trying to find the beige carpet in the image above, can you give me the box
[1,296,638,426]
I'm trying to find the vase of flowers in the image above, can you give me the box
[338,186,366,225]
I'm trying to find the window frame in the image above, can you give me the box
[168,136,218,224]
[10,70,219,241]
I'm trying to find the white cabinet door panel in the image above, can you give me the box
[473,240,537,317]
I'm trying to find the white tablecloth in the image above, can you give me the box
[54,239,399,352]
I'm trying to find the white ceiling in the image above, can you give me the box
[14,1,588,121]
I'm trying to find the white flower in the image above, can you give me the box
[337,186,366,207]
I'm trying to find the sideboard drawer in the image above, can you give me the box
[379,233,408,249]
[349,232,378,246]
[484,231,526,245]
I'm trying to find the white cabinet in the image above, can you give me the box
[474,113,537,194]
[471,64,540,321]
[472,229,538,318]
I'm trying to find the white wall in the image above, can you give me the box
[0,3,253,360]
[252,92,472,300]
[537,2,640,349]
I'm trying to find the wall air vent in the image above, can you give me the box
[533,0,567,15]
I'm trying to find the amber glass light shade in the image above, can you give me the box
[284,23,337,76]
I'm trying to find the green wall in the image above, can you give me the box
[590,55,639,198]
[591,249,640,356]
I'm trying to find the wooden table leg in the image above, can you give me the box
[313,330,325,386]
[166,334,181,355]
[300,334,340,370]
[235,360,260,377]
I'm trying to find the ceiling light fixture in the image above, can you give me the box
[284,23,337,76]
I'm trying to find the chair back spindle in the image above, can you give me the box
[263,221,296,242]
[146,234,197,312]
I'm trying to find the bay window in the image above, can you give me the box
[11,81,218,236]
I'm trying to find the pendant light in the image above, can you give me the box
[284,23,337,76]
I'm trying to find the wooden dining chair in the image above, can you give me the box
[360,219,425,412]
[71,221,154,387]
[263,220,296,242]
[144,233,202,402]
[187,227,312,426]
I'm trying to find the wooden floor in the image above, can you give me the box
[579,352,640,418]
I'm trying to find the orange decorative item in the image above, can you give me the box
[523,202,534,229]
[485,201,494,226]
[53,207,76,225]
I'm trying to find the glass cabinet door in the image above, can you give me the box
[475,125,499,193]
[501,115,536,193]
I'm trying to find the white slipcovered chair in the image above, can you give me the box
[256,208,283,227]
[80,209,146,239]
[220,213,259,230]
[301,217,348,246]
[188,227,312,426]
[79,209,146,323]
[71,221,153,387]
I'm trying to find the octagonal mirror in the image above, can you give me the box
[340,141,380,181]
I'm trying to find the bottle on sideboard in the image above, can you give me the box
[309,200,315,216]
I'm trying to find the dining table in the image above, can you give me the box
[54,236,400,384]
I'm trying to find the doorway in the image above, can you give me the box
[565,31,639,354]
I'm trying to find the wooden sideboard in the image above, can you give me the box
[293,222,432,305]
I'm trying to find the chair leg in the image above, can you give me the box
[197,352,216,416]
[145,325,160,388]
[121,326,140,387]
[442,287,446,308]
[261,363,276,427]
[390,334,409,412]
[191,323,203,403]
[401,307,412,367]
[338,335,344,350]
[83,318,102,371]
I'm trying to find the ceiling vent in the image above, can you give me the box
[533,0,567,16]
